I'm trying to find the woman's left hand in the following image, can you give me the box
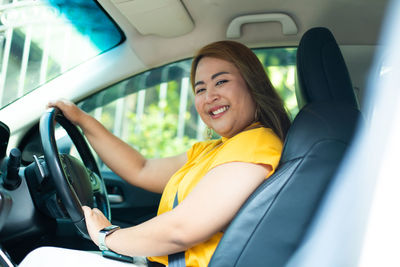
[82,205,112,247]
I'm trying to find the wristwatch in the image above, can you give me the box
[98,225,120,251]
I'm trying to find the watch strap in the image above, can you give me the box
[98,225,120,251]
[99,231,108,251]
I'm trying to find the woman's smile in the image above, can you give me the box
[209,105,230,118]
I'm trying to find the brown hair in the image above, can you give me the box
[190,40,291,141]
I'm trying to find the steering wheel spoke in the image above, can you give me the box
[87,169,102,193]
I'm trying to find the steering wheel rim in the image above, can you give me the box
[39,107,111,239]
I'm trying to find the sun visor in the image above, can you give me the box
[112,0,194,38]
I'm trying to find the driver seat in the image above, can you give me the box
[208,27,361,266]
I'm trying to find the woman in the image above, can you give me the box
[20,40,290,267]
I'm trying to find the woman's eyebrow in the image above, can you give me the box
[194,80,204,88]
[211,71,229,80]
[194,71,229,88]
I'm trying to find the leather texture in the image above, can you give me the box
[208,27,361,267]
[296,27,358,109]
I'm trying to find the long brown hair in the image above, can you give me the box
[190,40,291,141]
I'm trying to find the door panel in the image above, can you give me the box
[102,171,161,227]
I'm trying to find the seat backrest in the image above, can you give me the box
[296,28,358,109]
[209,27,361,267]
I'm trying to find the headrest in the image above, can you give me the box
[296,27,358,109]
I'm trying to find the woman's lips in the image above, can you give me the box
[209,105,229,118]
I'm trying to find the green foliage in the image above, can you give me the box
[122,80,198,158]
[126,102,197,158]
[255,48,299,120]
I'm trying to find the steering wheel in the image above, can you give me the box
[39,107,110,239]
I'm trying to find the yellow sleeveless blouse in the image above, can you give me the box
[148,125,283,266]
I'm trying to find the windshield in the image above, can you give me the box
[0,0,123,109]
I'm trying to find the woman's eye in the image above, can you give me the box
[216,80,228,86]
[195,88,206,94]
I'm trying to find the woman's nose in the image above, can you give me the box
[205,88,219,103]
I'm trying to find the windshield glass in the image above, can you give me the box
[0,0,123,109]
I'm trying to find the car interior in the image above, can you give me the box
[0,0,393,266]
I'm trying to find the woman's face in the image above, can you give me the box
[194,56,257,138]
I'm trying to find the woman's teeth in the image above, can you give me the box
[211,106,229,115]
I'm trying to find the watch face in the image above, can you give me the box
[103,225,119,231]
[101,225,120,235]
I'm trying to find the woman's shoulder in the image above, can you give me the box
[227,126,282,148]
[210,127,284,173]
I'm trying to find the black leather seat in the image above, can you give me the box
[209,27,361,267]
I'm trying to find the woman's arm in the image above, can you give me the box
[49,100,187,193]
[83,161,271,256]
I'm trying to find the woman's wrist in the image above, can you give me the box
[78,112,109,141]
[75,111,94,132]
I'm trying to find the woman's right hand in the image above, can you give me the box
[47,99,86,126]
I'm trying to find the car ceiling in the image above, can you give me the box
[101,0,389,68]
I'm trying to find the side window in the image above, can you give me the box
[79,59,200,161]
[78,48,297,168]
[254,47,298,118]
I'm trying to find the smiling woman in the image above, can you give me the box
[191,41,291,141]
[16,40,290,267]
[0,0,122,108]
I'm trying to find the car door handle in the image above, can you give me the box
[108,194,124,204]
